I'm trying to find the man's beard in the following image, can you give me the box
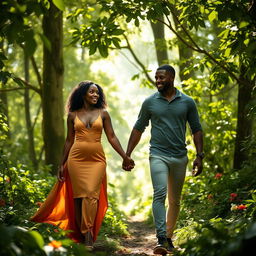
[157,82,170,92]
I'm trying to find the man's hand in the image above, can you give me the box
[57,165,65,182]
[192,157,203,176]
[122,156,135,171]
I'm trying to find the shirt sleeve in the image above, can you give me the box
[187,98,202,134]
[133,99,151,133]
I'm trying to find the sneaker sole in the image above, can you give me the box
[153,246,168,255]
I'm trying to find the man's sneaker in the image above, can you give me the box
[167,238,174,252]
[153,236,168,255]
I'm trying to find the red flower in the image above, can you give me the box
[0,199,6,207]
[214,173,223,179]
[229,193,238,201]
[237,204,247,210]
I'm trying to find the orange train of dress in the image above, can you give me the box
[31,113,108,243]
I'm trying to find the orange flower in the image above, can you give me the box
[237,204,247,210]
[48,240,62,248]
[214,173,223,179]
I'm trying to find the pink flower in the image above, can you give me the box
[214,173,223,179]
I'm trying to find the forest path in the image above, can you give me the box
[112,215,156,256]
[94,215,177,255]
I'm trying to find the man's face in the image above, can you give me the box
[155,70,174,92]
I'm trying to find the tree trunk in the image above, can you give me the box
[150,15,168,66]
[233,66,254,170]
[0,41,11,139]
[171,7,194,83]
[42,1,64,174]
[24,53,38,169]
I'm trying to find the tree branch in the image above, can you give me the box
[0,78,42,95]
[123,34,155,85]
[30,56,42,89]
[32,103,42,130]
[157,8,244,86]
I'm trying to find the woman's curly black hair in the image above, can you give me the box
[66,81,107,112]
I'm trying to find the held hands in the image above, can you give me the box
[192,157,203,176]
[57,165,65,182]
[122,155,135,172]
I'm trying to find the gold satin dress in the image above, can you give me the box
[67,112,106,236]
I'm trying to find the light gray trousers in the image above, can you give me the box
[149,154,188,238]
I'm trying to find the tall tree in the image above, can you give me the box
[150,15,168,66]
[23,52,38,169]
[42,0,64,173]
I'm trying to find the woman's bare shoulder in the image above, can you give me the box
[67,111,76,121]
[101,108,109,118]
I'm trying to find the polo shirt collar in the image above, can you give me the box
[156,88,182,100]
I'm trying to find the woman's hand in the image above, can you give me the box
[122,155,135,171]
[57,165,65,182]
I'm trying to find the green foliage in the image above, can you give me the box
[175,138,256,255]
[0,224,102,256]
[70,16,124,57]
[176,219,256,256]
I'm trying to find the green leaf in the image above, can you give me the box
[52,0,65,11]
[208,10,218,22]
[112,37,121,48]
[134,18,140,27]
[98,44,108,58]
[112,29,124,36]
[24,37,37,57]
[28,231,44,248]
[239,21,249,28]
[243,38,249,46]
[89,42,98,55]
[224,47,231,57]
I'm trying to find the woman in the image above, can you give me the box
[31,81,134,248]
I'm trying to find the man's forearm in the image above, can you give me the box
[193,130,203,154]
[126,128,142,156]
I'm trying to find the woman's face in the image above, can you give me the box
[84,84,99,105]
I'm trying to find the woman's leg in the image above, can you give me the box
[74,198,82,229]
[81,197,98,246]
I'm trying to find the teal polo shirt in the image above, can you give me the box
[134,88,202,157]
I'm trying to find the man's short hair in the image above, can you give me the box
[157,64,175,77]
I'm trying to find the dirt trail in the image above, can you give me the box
[113,215,157,256]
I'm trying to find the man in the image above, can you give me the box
[123,64,203,255]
